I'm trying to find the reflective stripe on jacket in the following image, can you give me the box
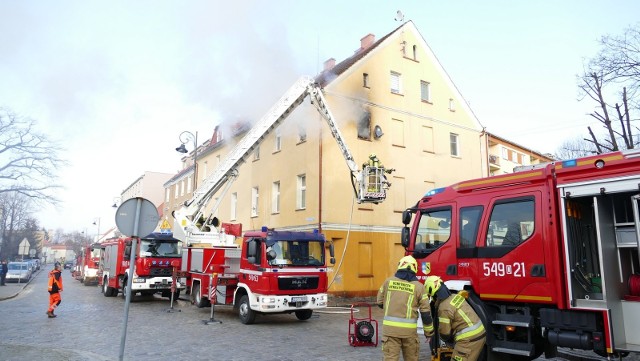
[437,293,485,343]
[376,276,431,338]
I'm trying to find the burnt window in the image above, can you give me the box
[357,111,371,140]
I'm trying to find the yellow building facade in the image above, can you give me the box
[165,21,487,297]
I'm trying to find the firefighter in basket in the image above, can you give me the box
[363,154,394,192]
[377,255,433,361]
[424,275,486,361]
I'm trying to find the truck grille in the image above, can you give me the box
[149,267,172,277]
[278,276,319,290]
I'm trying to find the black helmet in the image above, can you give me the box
[54,262,61,268]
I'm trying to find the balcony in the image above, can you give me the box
[489,154,501,171]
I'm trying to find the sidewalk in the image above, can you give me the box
[0,268,43,301]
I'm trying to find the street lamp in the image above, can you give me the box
[176,131,198,193]
[93,218,101,243]
[112,196,122,208]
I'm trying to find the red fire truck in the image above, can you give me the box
[401,149,640,360]
[183,225,334,324]
[73,243,101,285]
[100,232,184,299]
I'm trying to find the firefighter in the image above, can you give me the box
[46,262,64,318]
[364,153,394,192]
[424,275,486,361]
[377,255,433,361]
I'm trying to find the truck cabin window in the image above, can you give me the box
[140,240,181,257]
[460,206,483,248]
[486,198,535,247]
[414,208,452,251]
[267,240,324,267]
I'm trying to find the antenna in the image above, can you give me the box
[395,10,404,22]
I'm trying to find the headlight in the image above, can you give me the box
[133,278,145,283]
[262,297,276,303]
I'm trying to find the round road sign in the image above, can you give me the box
[115,197,159,237]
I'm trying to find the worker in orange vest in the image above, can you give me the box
[46,262,64,318]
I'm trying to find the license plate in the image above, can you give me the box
[291,296,307,302]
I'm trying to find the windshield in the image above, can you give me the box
[267,240,325,266]
[140,240,182,257]
[414,207,452,251]
[8,263,28,270]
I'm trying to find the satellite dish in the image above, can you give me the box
[395,10,404,22]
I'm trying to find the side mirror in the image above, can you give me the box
[247,240,257,258]
[401,226,411,248]
[328,243,336,265]
[402,210,412,225]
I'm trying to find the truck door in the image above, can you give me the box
[475,194,548,302]
[242,238,266,294]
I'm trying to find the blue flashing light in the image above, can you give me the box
[561,159,577,168]
[261,226,268,232]
[424,187,445,197]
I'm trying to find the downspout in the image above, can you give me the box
[318,113,323,234]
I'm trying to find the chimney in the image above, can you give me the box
[360,33,375,51]
[324,58,336,72]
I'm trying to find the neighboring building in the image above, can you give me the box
[120,171,174,209]
[42,243,75,265]
[486,132,554,176]
[165,21,489,297]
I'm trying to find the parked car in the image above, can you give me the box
[6,262,32,282]
[63,261,73,270]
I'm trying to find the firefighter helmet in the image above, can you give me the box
[397,255,418,274]
[424,275,442,297]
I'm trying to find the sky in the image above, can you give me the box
[0,1,638,234]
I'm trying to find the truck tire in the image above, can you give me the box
[238,295,256,325]
[295,309,313,321]
[192,283,209,308]
[103,277,117,297]
[121,277,132,300]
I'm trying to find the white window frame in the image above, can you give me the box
[274,127,282,152]
[165,188,170,203]
[449,98,456,111]
[420,81,431,102]
[230,192,238,221]
[187,175,192,194]
[297,174,306,210]
[251,187,259,217]
[174,184,178,199]
[450,133,460,157]
[272,181,280,214]
[390,71,402,94]
[254,146,260,161]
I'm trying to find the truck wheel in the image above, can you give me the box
[295,309,313,321]
[238,295,256,325]
[192,284,209,308]
[103,277,116,297]
[121,277,132,299]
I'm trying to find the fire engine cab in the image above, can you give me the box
[401,149,640,360]
[100,232,184,299]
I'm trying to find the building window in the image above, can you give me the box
[274,127,282,152]
[450,133,459,157]
[298,124,307,143]
[187,175,192,194]
[297,174,306,210]
[272,181,280,214]
[254,146,260,161]
[449,98,455,111]
[230,192,237,221]
[357,110,371,140]
[363,73,369,88]
[251,187,259,217]
[165,188,170,203]
[390,71,402,94]
[413,45,418,61]
[216,155,221,165]
[174,184,178,199]
[180,180,185,196]
[420,81,431,103]
[391,118,405,147]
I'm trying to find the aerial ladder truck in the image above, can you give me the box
[173,76,392,323]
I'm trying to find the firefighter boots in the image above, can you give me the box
[46,311,56,318]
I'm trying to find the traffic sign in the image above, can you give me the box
[115,197,159,237]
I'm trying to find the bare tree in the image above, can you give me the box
[555,137,598,160]
[578,24,640,152]
[0,191,36,259]
[0,109,66,204]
